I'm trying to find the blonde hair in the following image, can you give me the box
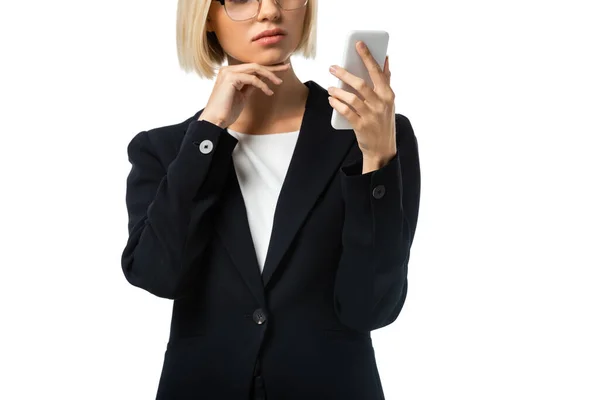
[176,0,318,80]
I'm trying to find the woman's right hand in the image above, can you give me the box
[198,62,292,129]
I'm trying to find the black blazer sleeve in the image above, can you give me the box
[121,119,239,299]
[334,114,421,332]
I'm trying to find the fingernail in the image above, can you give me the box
[358,41,366,49]
[329,66,337,74]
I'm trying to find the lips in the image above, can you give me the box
[253,28,286,41]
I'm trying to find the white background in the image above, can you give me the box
[1,0,599,398]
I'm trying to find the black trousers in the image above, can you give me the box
[249,375,267,400]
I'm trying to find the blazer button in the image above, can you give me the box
[198,139,213,154]
[372,185,386,199]
[253,308,267,325]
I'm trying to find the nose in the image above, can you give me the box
[256,0,281,21]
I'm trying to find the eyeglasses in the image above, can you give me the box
[212,0,308,22]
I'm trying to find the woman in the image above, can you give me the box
[121,0,421,399]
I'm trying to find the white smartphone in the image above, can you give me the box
[330,30,389,130]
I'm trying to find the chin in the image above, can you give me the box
[230,49,290,66]
[258,53,291,66]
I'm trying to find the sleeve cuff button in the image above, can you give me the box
[199,139,214,154]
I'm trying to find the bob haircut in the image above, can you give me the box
[176,0,318,80]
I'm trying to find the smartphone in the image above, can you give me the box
[330,30,389,130]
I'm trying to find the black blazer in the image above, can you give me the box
[121,80,420,399]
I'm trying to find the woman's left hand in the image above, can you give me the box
[328,40,397,163]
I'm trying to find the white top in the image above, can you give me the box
[226,128,300,274]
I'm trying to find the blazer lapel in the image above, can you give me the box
[214,80,358,303]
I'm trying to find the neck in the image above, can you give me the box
[233,63,309,125]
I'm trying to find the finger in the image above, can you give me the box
[233,62,290,76]
[327,86,367,116]
[328,96,361,126]
[240,84,256,98]
[265,63,292,69]
[355,41,387,90]
[233,63,289,85]
[330,64,378,105]
[384,55,391,83]
[233,73,274,96]
[251,66,285,86]
[248,74,274,96]
[262,63,292,81]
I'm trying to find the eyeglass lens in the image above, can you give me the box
[225,0,307,21]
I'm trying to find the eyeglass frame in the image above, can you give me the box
[212,0,309,21]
